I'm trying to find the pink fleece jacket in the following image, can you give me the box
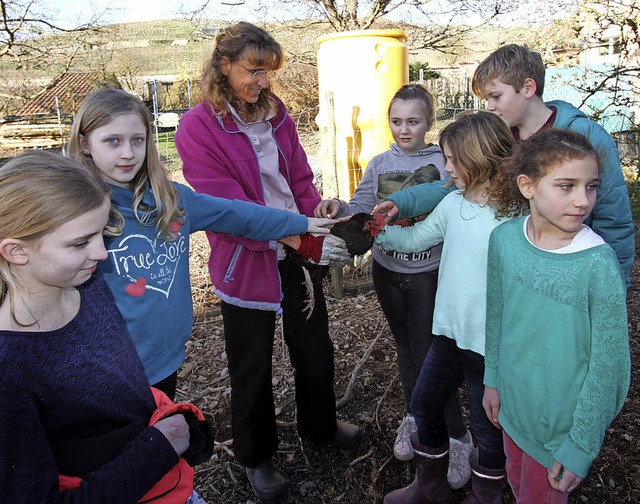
[175,98,320,311]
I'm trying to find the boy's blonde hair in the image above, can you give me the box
[471,44,546,99]
[439,111,514,195]
[67,88,184,242]
[201,22,284,122]
[0,151,111,324]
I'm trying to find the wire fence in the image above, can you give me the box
[149,70,640,172]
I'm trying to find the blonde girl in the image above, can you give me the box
[67,88,334,400]
[0,151,200,503]
[378,111,515,504]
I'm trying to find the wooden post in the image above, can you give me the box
[324,92,345,299]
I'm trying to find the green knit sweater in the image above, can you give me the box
[484,217,630,478]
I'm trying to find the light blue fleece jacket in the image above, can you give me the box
[549,100,634,284]
[377,190,507,354]
[99,182,308,384]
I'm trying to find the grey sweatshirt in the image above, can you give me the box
[336,143,446,273]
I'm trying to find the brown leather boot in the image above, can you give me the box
[384,434,454,504]
[461,448,506,504]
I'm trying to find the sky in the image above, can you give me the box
[43,0,565,31]
[46,0,299,29]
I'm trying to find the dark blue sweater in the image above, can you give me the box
[0,276,179,503]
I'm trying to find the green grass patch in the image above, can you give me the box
[155,130,182,171]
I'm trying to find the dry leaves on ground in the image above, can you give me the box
[178,229,640,503]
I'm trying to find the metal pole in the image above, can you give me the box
[152,80,159,154]
[55,96,65,155]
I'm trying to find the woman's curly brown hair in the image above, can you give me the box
[440,110,515,196]
[200,22,284,122]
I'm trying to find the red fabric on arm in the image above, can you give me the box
[297,234,325,263]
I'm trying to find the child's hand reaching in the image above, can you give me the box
[371,200,399,224]
[306,217,338,234]
[482,386,501,429]
[548,461,583,493]
[314,199,342,218]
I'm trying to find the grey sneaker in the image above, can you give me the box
[448,431,474,489]
[186,491,208,504]
[393,414,417,461]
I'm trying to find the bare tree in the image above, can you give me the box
[186,0,517,34]
[0,1,110,114]
[0,0,105,68]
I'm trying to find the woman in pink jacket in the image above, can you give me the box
[175,22,360,504]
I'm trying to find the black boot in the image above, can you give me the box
[245,459,290,504]
[461,448,506,504]
[384,434,454,504]
[333,420,362,451]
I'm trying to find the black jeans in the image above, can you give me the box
[372,261,467,439]
[221,259,337,467]
[151,370,178,401]
[411,335,505,469]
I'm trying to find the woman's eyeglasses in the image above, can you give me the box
[236,62,274,79]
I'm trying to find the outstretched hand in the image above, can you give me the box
[371,200,399,224]
[314,198,343,218]
[306,217,338,235]
[297,233,350,266]
[548,461,583,493]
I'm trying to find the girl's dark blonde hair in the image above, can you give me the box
[67,88,184,242]
[200,21,284,122]
[491,129,600,217]
[387,84,436,131]
[0,151,111,323]
[440,111,514,195]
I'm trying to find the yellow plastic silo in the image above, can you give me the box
[316,29,408,200]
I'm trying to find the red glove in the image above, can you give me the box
[297,233,350,265]
[297,233,324,263]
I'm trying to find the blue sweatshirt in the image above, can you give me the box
[99,182,308,384]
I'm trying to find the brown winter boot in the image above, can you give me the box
[384,433,454,504]
[461,448,506,504]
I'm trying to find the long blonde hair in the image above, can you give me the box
[0,151,111,324]
[200,22,283,122]
[67,88,184,241]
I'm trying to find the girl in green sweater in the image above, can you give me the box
[484,129,630,503]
